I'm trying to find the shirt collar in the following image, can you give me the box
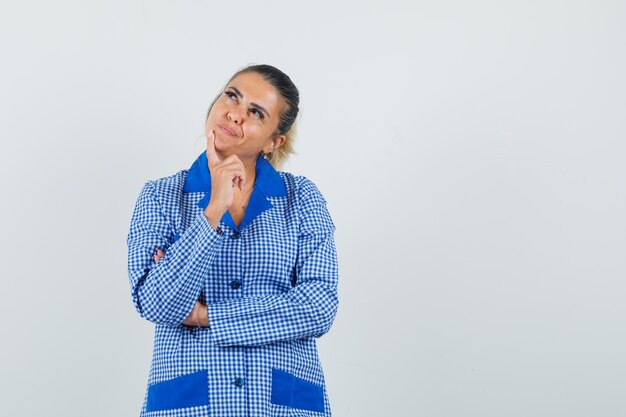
[183,152,287,230]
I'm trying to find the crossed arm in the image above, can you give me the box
[127,178,339,347]
[152,248,207,327]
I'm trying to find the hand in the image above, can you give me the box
[182,301,209,327]
[153,248,165,263]
[204,129,246,228]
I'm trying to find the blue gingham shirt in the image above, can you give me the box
[127,152,339,417]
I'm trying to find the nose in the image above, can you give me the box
[227,106,243,124]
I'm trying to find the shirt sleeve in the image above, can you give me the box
[127,180,225,326]
[206,180,339,347]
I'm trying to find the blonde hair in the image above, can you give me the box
[265,122,296,169]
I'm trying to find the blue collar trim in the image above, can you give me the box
[183,152,287,230]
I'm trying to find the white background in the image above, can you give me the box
[1,1,625,416]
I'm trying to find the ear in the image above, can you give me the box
[263,134,286,155]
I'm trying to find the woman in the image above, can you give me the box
[127,64,339,417]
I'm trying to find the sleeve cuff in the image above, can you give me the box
[195,212,224,242]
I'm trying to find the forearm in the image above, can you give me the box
[206,281,338,347]
[203,204,223,232]
[205,232,339,347]
[129,212,224,325]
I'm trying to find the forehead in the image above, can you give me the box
[227,72,283,115]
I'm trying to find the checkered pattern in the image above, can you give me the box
[127,156,338,417]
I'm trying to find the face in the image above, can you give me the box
[205,72,286,164]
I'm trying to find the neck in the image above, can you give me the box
[241,156,259,188]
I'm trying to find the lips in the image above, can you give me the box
[218,124,238,137]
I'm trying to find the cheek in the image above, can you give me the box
[245,123,271,141]
[204,116,213,132]
[207,101,227,119]
[205,106,223,128]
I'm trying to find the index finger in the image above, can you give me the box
[206,130,221,167]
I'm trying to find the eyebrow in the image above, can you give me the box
[227,86,271,119]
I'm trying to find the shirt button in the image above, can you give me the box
[216,227,223,235]
[231,231,240,239]
[230,280,242,289]
[234,377,245,387]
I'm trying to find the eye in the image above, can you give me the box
[224,90,237,100]
[250,108,265,120]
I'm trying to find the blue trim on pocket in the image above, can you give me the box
[271,368,324,413]
[146,370,208,412]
